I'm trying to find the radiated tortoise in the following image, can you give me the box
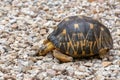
[38,15,113,62]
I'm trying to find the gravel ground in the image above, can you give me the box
[0,0,120,80]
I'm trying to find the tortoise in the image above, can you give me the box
[38,15,113,62]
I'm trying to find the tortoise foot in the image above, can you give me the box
[53,50,73,62]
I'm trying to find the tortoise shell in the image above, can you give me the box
[47,15,113,58]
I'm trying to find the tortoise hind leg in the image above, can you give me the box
[43,39,49,44]
[53,50,73,62]
[99,48,109,58]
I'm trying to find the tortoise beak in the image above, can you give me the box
[38,42,55,56]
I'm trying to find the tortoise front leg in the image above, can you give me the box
[53,50,73,62]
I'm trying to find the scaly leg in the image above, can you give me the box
[53,50,73,62]
[99,48,109,58]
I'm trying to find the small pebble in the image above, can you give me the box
[46,69,56,76]
[96,75,105,80]
[11,23,18,29]
[102,61,112,67]
[84,62,93,67]
[40,29,47,35]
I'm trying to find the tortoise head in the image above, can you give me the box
[38,40,55,56]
